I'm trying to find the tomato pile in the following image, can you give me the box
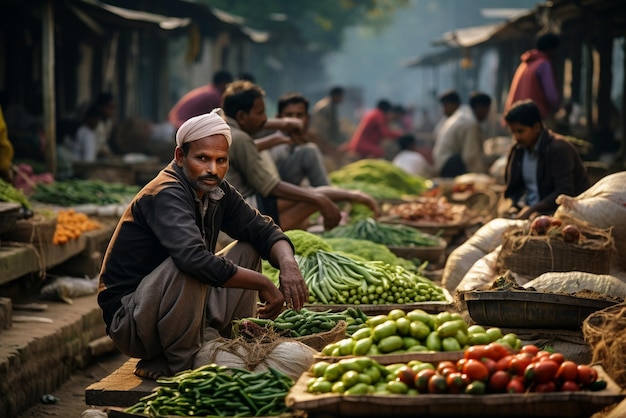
[390,343,607,395]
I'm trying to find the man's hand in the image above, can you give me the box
[317,195,342,230]
[277,260,309,311]
[257,282,285,320]
[279,117,305,145]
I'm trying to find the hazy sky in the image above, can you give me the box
[325,0,539,111]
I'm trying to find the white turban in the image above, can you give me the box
[175,108,232,148]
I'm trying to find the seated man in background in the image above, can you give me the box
[221,80,379,232]
[432,92,492,178]
[98,110,308,380]
[503,99,589,219]
[262,92,330,187]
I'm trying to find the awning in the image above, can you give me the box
[69,0,191,32]
[432,23,503,48]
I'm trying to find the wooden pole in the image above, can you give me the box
[42,0,56,176]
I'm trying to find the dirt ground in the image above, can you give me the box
[17,350,130,418]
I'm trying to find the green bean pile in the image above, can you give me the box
[125,364,293,417]
[323,217,441,247]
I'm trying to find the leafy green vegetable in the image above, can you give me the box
[284,229,332,257]
[330,159,428,198]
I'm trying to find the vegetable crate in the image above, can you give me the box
[460,290,617,329]
[0,202,21,235]
[286,366,624,417]
[497,226,613,278]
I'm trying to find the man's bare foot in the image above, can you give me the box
[134,357,171,380]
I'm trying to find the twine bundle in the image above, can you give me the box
[583,302,626,388]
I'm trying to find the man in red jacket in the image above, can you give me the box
[344,99,404,159]
[504,33,561,123]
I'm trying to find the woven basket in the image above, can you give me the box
[0,202,21,235]
[497,225,613,278]
[295,320,347,352]
[2,214,57,244]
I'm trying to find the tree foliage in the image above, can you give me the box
[202,0,410,50]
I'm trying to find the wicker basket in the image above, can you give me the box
[462,290,616,329]
[2,214,57,244]
[295,320,347,352]
[497,225,613,278]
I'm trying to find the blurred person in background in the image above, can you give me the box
[503,32,561,125]
[168,70,234,130]
[68,103,101,162]
[343,99,404,159]
[94,92,116,158]
[392,134,433,178]
[503,100,589,219]
[433,92,492,177]
[310,86,345,152]
[263,92,330,187]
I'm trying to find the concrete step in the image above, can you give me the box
[0,293,107,417]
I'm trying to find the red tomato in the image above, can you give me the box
[439,367,457,378]
[560,380,581,392]
[414,369,437,392]
[485,342,511,361]
[437,361,457,375]
[496,355,515,372]
[456,358,468,372]
[534,350,552,362]
[446,372,470,394]
[548,352,565,365]
[556,361,578,383]
[395,365,417,387]
[533,381,557,393]
[577,365,598,387]
[428,374,448,394]
[481,357,498,376]
[464,345,489,361]
[507,376,526,393]
[488,370,511,393]
[509,354,533,376]
[463,359,490,382]
[526,360,559,384]
[520,345,540,356]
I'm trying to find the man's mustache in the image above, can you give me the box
[199,174,220,181]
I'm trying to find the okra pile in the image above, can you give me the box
[125,364,293,417]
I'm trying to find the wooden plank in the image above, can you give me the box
[42,0,57,175]
[0,245,36,286]
[85,358,157,407]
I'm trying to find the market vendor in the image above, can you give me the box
[503,100,589,219]
[97,109,308,380]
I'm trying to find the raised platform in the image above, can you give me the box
[85,358,157,408]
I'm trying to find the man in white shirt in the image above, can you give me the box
[432,92,492,178]
[392,134,433,178]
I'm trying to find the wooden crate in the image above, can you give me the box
[286,365,624,417]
